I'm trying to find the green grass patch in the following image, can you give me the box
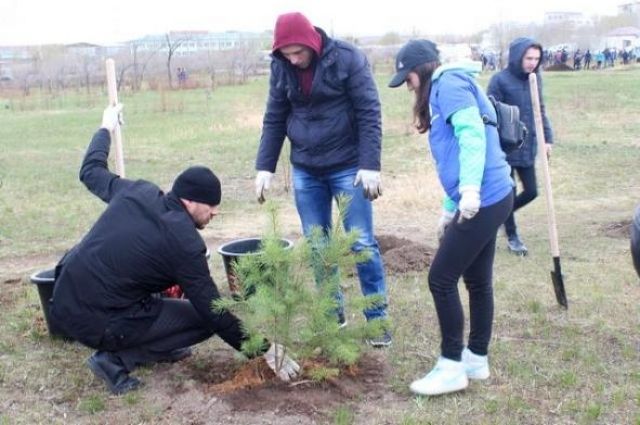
[78,395,106,414]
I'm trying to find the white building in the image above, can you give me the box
[605,26,640,50]
[0,47,34,81]
[132,31,270,56]
[544,11,591,27]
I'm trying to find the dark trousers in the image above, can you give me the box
[101,299,214,372]
[428,192,513,361]
[504,165,537,237]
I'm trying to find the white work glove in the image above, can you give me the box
[353,169,382,201]
[458,186,481,220]
[437,209,455,243]
[100,103,124,132]
[255,171,274,204]
[263,343,300,381]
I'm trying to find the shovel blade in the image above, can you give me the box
[551,257,568,309]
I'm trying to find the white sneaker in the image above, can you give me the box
[409,357,468,396]
[462,347,490,380]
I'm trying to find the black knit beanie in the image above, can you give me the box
[172,166,221,206]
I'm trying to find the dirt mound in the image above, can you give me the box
[209,357,275,394]
[377,234,434,274]
[545,63,574,72]
[219,354,389,416]
[172,350,390,418]
[601,220,631,239]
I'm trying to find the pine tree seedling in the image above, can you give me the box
[213,196,389,379]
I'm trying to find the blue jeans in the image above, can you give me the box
[292,166,387,320]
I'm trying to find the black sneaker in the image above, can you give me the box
[367,330,392,348]
[507,234,528,256]
[338,312,348,329]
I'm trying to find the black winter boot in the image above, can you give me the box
[87,351,141,395]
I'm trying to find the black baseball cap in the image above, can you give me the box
[388,39,440,88]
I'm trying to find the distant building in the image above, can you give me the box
[65,42,103,57]
[0,59,13,81]
[131,31,271,56]
[544,11,591,27]
[0,46,34,81]
[605,26,640,50]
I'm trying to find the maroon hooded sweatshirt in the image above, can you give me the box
[272,12,323,97]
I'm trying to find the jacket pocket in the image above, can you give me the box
[318,69,348,97]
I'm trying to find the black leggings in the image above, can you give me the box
[428,192,513,361]
[111,299,214,371]
[504,165,537,236]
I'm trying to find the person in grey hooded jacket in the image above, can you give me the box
[487,37,554,255]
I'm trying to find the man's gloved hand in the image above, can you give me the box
[545,143,552,163]
[458,186,481,220]
[353,169,382,201]
[437,209,455,243]
[263,343,300,381]
[255,171,274,204]
[101,103,124,132]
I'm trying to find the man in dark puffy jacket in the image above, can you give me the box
[254,12,390,346]
[51,105,299,395]
[487,37,554,255]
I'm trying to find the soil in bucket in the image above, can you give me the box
[29,269,73,340]
[162,248,212,298]
[217,238,293,297]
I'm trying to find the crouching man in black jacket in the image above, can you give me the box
[51,104,299,395]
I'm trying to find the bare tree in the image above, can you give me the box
[378,32,402,45]
[231,39,263,84]
[165,33,189,89]
[113,43,161,92]
[486,21,528,69]
[37,45,67,93]
[131,43,163,91]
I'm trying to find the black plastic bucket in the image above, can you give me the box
[631,205,640,279]
[217,238,293,296]
[29,269,73,340]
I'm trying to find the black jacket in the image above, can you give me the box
[487,37,554,167]
[256,27,382,174]
[50,129,245,350]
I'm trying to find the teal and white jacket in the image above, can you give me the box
[428,62,513,212]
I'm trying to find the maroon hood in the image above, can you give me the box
[272,12,322,55]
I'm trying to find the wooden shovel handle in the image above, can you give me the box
[528,73,559,257]
[105,58,126,177]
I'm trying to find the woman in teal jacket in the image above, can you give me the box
[389,40,513,396]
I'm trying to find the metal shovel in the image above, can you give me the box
[528,73,568,309]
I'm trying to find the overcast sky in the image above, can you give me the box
[0,0,623,46]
